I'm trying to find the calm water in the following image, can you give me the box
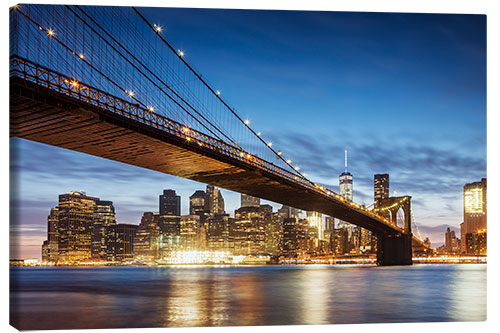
[10,264,486,330]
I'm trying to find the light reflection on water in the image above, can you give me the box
[10,264,486,330]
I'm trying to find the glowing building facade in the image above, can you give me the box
[461,178,487,254]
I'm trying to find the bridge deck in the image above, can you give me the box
[10,63,408,237]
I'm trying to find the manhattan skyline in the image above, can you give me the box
[10,7,486,259]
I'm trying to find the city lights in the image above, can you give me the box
[464,187,483,213]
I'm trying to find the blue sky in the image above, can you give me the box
[10,7,486,258]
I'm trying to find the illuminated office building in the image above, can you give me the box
[133,212,160,262]
[337,150,357,251]
[179,214,201,251]
[374,174,390,206]
[461,178,487,254]
[43,207,59,262]
[91,200,117,259]
[306,211,323,240]
[106,223,138,262]
[233,206,266,255]
[189,190,207,220]
[205,213,232,252]
[206,185,225,215]
[158,189,181,236]
[54,191,100,262]
[339,150,353,201]
[265,212,282,255]
[281,217,298,256]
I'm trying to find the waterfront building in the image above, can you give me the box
[265,213,282,255]
[91,200,117,259]
[205,213,232,252]
[241,194,260,208]
[133,212,160,262]
[44,207,59,262]
[233,206,266,255]
[331,227,349,255]
[106,224,138,262]
[179,214,201,251]
[281,217,298,256]
[53,191,100,262]
[461,178,487,254]
[445,227,460,254]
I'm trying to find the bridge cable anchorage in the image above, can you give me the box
[131,7,313,183]
[66,5,243,151]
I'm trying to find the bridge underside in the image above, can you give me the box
[11,78,412,259]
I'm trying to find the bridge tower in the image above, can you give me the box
[374,196,413,265]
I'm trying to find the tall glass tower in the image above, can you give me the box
[339,149,353,201]
[337,150,356,253]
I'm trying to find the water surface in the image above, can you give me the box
[10,264,486,330]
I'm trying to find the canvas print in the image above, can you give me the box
[9,3,487,330]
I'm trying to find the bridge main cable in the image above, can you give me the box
[132,7,312,182]
[65,5,243,151]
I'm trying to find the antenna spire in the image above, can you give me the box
[344,149,348,172]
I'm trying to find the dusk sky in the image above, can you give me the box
[10,7,486,259]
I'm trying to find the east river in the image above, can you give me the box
[10,264,486,330]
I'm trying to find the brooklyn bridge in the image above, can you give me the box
[9,4,432,265]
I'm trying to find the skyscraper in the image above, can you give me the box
[133,212,160,262]
[44,207,59,262]
[106,224,138,262]
[55,191,100,262]
[233,206,266,255]
[158,189,181,236]
[179,214,201,251]
[339,150,353,201]
[159,189,181,216]
[281,217,298,256]
[205,213,232,252]
[444,227,460,254]
[91,200,117,259]
[461,178,487,254]
[306,211,323,240]
[205,185,225,215]
[241,194,260,208]
[337,150,356,249]
[189,190,207,217]
[374,174,390,206]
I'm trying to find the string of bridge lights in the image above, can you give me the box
[373,196,410,212]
